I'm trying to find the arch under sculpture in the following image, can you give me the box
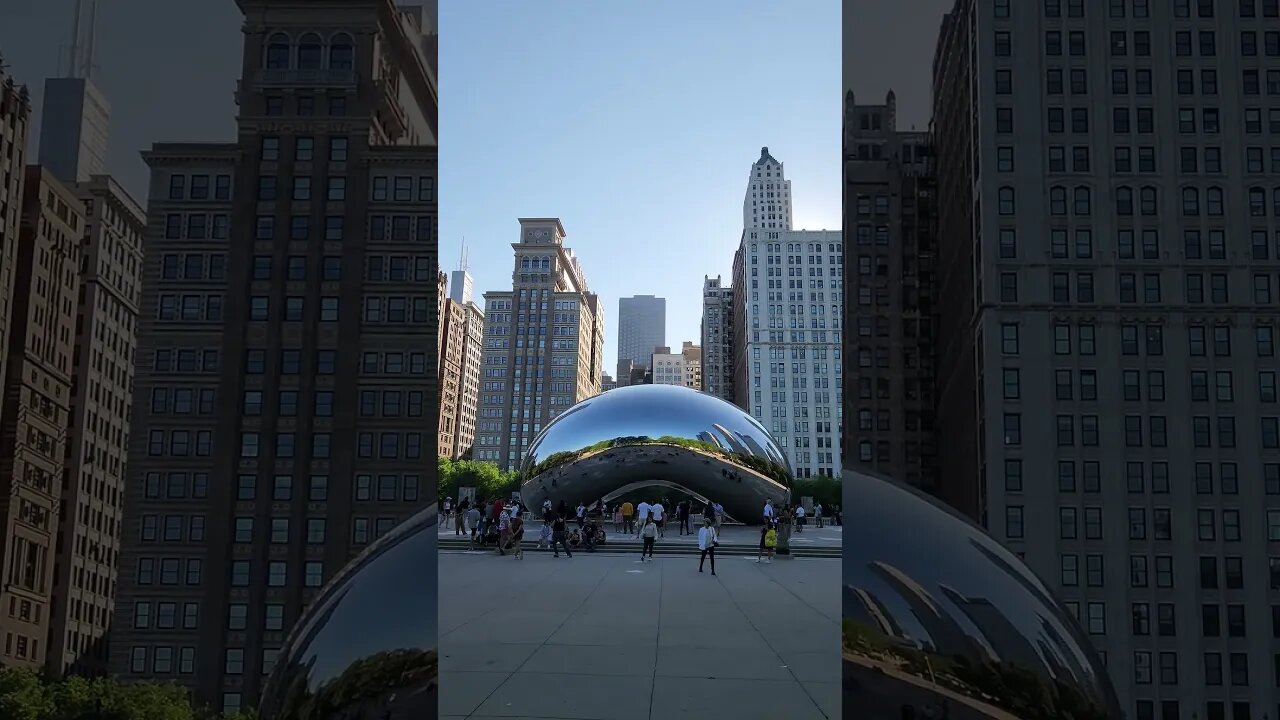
[519,384,792,523]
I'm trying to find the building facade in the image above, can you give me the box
[48,174,145,677]
[743,146,793,230]
[0,167,83,669]
[932,1,1280,717]
[735,229,843,479]
[616,294,665,385]
[701,274,734,401]
[652,342,701,389]
[843,91,940,494]
[0,70,31,440]
[110,1,437,712]
[600,372,617,392]
[438,299,465,457]
[474,218,604,472]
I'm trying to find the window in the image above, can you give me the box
[1006,506,1024,538]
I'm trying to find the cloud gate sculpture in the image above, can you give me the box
[258,504,437,720]
[842,468,1123,719]
[519,384,793,523]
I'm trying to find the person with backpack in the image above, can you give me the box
[639,515,658,561]
[763,522,778,562]
[550,512,572,558]
[697,517,718,575]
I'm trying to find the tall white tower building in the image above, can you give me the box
[743,146,792,230]
[733,148,841,478]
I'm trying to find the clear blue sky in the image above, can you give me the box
[440,0,841,376]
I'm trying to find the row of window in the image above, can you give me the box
[1002,412,1280,449]
[999,227,1280,261]
[998,322,1278,358]
[1006,458,1280,495]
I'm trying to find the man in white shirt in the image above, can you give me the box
[763,499,775,525]
[697,518,717,575]
[652,501,665,537]
[794,503,806,533]
[636,500,652,537]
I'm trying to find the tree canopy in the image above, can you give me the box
[0,669,254,720]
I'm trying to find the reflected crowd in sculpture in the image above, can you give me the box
[258,505,437,720]
[842,469,1122,719]
[519,384,793,523]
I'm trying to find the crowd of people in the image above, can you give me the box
[441,494,840,572]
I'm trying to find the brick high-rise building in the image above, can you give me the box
[843,90,939,493]
[473,218,604,472]
[931,1,1280,716]
[700,275,733,400]
[0,69,31,441]
[47,174,145,677]
[0,166,84,669]
[110,1,437,712]
[438,298,464,457]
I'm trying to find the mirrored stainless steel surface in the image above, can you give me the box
[520,384,793,523]
[259,504,437,720]
[843,469,1121,719]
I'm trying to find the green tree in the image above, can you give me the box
[438,457,518,503]
[0,668,253,720]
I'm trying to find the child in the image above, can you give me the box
[763,522,778,563]
[538,519,552,549]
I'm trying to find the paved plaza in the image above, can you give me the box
[438,551,840,719]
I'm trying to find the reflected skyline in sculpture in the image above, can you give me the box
[520,385,793,522]
[842,468,1122,719]
[258,505,437,719]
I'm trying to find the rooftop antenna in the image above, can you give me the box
[67,0,99,80]
[458,238,469,273]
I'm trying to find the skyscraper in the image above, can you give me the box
[110,1,437,712]
[48,174,145,677]
[474,218,604,472]
[438,260,484,460]
[0,69,31,456]
[0,166,83,670]
[843,91,939,493]
[701,275,734,401]
[743,146,793,230]
[931,1,1280,716]
[616,294,665,385]
[37,1,109,185]
[733,149,842,478]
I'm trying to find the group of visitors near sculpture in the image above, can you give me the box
[439,493,841,574]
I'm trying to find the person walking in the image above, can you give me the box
[814,502,824,529]
[612,504,623,533]
[714,501,724,530]
[756,520,771,563]
[697,517,718,575]
[636,500,652,538]
[639,515,658,561]
[550,513,573,558]
[621,500,634,533]
[763,522,777,562]
[454,498,467,536]
[466,504,482,548]
[652,500,666,538]
[444,496,453,522]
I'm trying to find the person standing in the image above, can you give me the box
[794,503,806,533]
[466,503,482,549]
[763,522,777,562]
[763,499,775,526]
[575,501,587,528]
[640,515,658,561]
[454,498,467,536]
[697,518,718,575]
[714,501,724,530]
[551,513,573,558]
[756,520,771,563]
[703,501,716,527]
[497,506,512,556]
[814,502,824,529]
[636,499,652,537]
[652,500,666,538]
[508,512,525,559]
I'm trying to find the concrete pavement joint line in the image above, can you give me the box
[721,562,832,719]
[438,550,569,638]
[647,556,663,720]
[746,555,840,625]
[466,556,615,719]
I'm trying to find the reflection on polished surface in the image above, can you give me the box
[259,505,437,720]
[520,384,793,522]
[842,470,1121,719]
